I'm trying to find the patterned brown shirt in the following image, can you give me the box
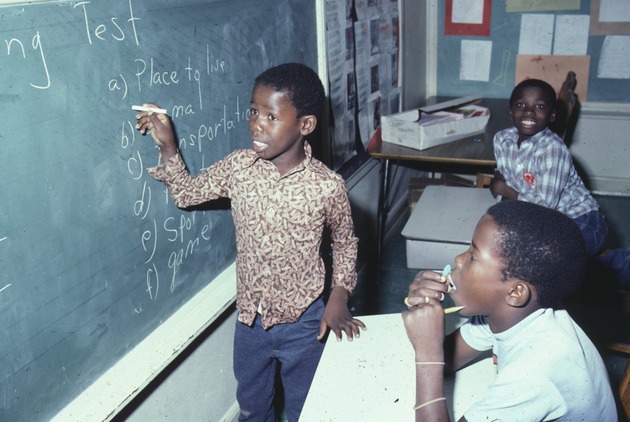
[148,143,358,328]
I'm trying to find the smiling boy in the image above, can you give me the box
[490,79,607,257]
[135,63,365,421]
[402,201,617,421]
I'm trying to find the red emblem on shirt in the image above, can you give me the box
[523,172,536,186]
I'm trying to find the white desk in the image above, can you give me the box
[402,186,497,269]
[300,313,495,421]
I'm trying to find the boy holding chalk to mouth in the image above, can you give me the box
[402,201,616,421]
[134,63,365,421]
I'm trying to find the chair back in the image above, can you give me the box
[552,71,578,141]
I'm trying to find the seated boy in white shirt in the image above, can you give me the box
[403,200,617,421]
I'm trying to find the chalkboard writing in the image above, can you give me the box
[0,0,317,419]
[436,1,630,103]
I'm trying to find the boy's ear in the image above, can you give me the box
[300,115,317,136]
[506,281,533,308]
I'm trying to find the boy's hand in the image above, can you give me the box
[490,170,518,200]
[135,103,178,161]
[318,286,366,342]
[402,302,445,360]
[406,269,450,306]
[403,270,448,359]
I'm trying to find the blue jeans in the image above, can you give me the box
[234,298,325,422]
[573,209,608,256]
[595,247,630,290]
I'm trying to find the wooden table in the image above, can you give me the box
[300,313,495,421]
[368,97,509,261]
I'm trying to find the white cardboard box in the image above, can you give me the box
[402,185,497,269]
[380,96,490,151]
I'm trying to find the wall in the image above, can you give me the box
[570,103,630,195]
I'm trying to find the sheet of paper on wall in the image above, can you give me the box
[460,40,492,82]
[452,0,484,24]
[515,55,591,100]
[519,14,554,55]
[599,0,630,23]
[590,0,630,35]
[553,15,590,55]
[506,0,580,13]
[445,0,490,35]
[597,36,630,79]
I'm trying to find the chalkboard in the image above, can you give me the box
[0,0,318,419]
[436,1,630,103]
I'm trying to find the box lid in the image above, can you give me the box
[418,95,483,113]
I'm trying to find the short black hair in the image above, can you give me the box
[486,201,586,308]
[254,63,326,120]
[510,78,557,109]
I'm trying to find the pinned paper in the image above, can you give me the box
[515,55,591,100]
[597,36,630,79]
[460,40,493,82]
[445,0,491,36]
[519,14,554,55]
[553,15,590,55]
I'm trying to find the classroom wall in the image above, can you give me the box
[570,103,630,195]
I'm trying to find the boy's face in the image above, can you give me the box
[248,84,313,167]
[450,215,507,317]
[509,86,556,143]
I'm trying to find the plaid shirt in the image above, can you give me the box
[494,127,598,218]
[148,142,358,329]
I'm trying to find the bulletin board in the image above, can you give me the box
[436,0,630,103]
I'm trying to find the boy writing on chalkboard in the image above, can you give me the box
[489,78,608,257]
[403,200,617,421]
[135,62,365,421]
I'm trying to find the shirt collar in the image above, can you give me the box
[243,141,313,174]
[505,126,553,147]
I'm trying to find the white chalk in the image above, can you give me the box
[132,105,168,114]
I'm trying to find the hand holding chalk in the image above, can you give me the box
[134,103,177,161]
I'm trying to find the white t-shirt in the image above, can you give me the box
[460,308,617,421]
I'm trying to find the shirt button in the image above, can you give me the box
[266,207,276,219]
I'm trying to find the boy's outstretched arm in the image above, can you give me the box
[318,286,366,342]
[135,102,178,162]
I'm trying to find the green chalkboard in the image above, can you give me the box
[437,1,630,103]
[0,0,318,419]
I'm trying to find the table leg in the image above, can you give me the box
[376,158,391,263]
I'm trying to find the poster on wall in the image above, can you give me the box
[326,0,400,170]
